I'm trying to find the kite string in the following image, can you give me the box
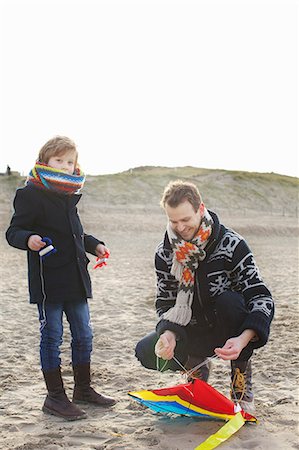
[156,356,169,372]
[185,354,219,378]
[156,354,220,376]
[172,356,188,371]
[174,355,251,408]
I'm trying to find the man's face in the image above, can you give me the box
[165,200,202,241]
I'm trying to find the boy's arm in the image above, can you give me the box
[6,188,40,250]
[83,233,105,256]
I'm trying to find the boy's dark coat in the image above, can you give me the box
[6,184,102,303]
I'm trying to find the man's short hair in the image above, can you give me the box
[160,180,202,211]
[38,136,78,167]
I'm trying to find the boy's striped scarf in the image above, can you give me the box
[27,162,85,195]
[162,207,213,326]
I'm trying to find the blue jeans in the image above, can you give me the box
[37,300,93,371]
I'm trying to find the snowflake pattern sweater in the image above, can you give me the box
[155,211,274,349]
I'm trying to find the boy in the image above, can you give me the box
[6,136,116,420]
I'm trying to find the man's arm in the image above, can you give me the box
[155,242,178,316]
[230,238,274,348]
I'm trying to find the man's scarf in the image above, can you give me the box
[162,207,214,326]
[27,162,85,195]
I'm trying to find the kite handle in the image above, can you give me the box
[39,237,57,259]
[93,250,110,269]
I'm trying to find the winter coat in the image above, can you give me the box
[155,210,274,349]
[6,184,103,304]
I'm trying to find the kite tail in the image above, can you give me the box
[194,412,245,450]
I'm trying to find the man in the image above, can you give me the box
[135,180,274,413]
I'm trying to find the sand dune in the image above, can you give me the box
[0,172,298,449]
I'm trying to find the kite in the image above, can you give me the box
[128,378,256,449]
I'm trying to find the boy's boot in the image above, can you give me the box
[72,363,116,406]
[185,355,211,382]
[230,360,255,414]
[42,367,87,420]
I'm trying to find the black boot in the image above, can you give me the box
[230,360,255,414]
[42,367,87,420]
[72,363,116,406]
[185,355,211,382]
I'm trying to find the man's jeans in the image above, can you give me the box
[37,300,93,371]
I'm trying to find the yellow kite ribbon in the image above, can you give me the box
[194,412,245,450]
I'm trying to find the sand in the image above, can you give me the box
[0,197,298,450]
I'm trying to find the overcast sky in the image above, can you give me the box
[0,0,298,177]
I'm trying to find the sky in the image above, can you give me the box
[0,0,298,177]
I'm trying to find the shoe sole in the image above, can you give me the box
[42,405,87,421]
[73,398,116,407]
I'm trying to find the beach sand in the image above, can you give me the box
[0,197,298,450]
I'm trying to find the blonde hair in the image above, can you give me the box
[38,136,78,167]
[160,180,202,212]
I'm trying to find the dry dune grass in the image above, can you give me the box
[0,168,298,449]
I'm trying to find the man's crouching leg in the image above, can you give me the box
[230,360,255,414]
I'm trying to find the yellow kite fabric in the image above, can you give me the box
[194,412,245,449]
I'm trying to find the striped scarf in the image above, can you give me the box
[162,207,213,326]
[27,162,85,195]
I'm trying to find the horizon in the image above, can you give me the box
[3,163,299,180]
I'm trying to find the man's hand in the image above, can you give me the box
[28,235,46,251]
[155,330,176,360]
[214,329,257,360]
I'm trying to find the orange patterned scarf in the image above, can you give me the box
[162,207,213,326]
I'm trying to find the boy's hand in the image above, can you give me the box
[95,243,110,257]
[28,235,46,251]
[94,244,110,269]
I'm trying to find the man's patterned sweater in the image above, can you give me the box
[155,211,274,348]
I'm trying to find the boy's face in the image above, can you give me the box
[165,200,202,241]
[47,150,76,175]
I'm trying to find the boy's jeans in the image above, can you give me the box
[37,300,93,371]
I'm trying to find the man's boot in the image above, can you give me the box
[72,363,116,406]
[185,355,211,382]
[42,367,87,420]
[230,360,255,414]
